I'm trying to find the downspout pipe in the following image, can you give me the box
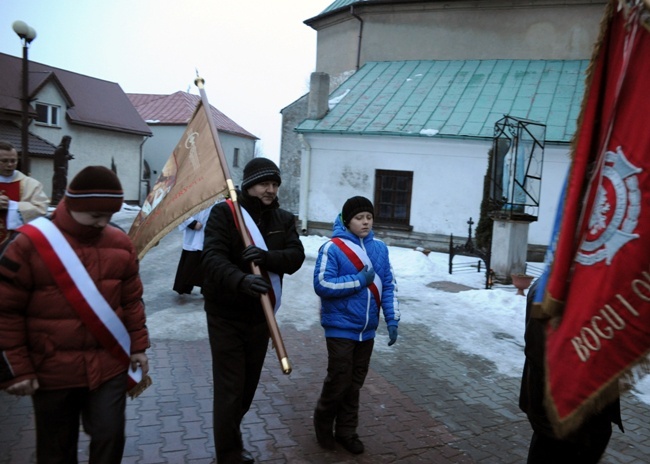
[298,134,312,234]
[351,6,364,70]
[138,135,149,205]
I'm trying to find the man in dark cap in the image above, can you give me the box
[201,157,305,464]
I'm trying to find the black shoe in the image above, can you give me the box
[313,412,335,449]
[241,449,255,464]
[335,434,364,454]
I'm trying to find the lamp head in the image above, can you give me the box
[12,20,37,43]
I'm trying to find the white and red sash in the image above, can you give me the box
[226,200,282,313]
[18,217,143,389]
[331,237,382,308]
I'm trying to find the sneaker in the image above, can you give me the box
[313,412,335,449]
[335,434,364,454]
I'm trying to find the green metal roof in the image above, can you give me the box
[296,60,588,143]
[319,0,367,14]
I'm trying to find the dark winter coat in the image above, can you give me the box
[0,201,149,391]
[519,280,622,440]
[313,214,399,342]
[201,191,305,324]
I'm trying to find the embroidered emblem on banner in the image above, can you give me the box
[576,146,642,265]
[185,131,200,170]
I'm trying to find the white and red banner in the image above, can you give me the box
[542,0,650,437]
[128,101,229,260]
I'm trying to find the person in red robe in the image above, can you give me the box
[0,141,49,247]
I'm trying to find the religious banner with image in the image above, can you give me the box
[128,101,228,260]
[542,0,650,438]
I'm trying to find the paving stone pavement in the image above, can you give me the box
[2,220,649,463]
[3,319,650,463]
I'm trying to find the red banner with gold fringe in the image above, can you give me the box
[543,0,650,438]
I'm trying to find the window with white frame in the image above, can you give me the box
[35,102,61,127]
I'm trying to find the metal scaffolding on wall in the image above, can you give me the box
[489,115,546,222]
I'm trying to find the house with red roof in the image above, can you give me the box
[0,52,151,203]
[128,91,258,190]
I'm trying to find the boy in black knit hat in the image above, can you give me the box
[312,195,400,455]
[202,157,304,464]
[0,166,150,464]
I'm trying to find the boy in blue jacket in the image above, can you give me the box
[312,196,400,454]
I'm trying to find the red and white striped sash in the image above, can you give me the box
[331,237,382,308]
[19,217,143,389]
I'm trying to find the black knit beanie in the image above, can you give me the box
[342,196,374,227]
[241,158,282,190]
[65,166,123,212]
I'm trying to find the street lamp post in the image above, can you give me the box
[12,20,36,175]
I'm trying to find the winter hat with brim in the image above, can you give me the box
[65,166,123,212]
[241,157,282,191]
[342,196,374,227]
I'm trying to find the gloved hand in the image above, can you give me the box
[242,245,268,267]
[388,326,398,346]
[239,274,272,297]
[356,265,375,287]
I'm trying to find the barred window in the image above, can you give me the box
[374,169,413,226]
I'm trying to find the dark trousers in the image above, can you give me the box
[206,313,270,464]
[31,371,127,464]
[315,337,374,438]
[527,424,612,464]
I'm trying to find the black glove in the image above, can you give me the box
[239,274,272,297]
[242,245,268,267]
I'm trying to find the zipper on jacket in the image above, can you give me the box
[358,239,371,341]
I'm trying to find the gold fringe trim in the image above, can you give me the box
[127,374,153,399]
[546,351,650,439]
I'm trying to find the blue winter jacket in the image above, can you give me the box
[313,215,399,342]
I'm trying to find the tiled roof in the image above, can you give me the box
[127,92,258,140]
[0,53,151,136]
[0,120,57,157]
[296,60,588,143]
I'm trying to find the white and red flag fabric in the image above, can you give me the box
[128,101,229,260]
[541,0,650,437]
